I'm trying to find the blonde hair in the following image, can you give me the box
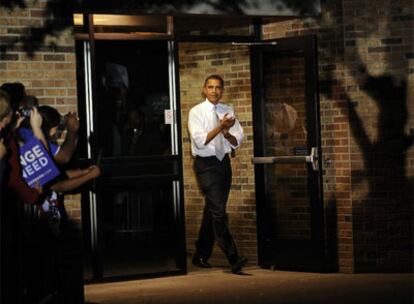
[0,90,12,120]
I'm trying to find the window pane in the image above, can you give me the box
[94,40,171,157]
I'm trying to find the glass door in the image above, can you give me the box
[251,36,325,271]
[76,39,186,281]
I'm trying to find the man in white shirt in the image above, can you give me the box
[188,74,247,274]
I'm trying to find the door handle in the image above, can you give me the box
[252,147,319,171]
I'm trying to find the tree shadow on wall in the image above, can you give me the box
[345,66,413,271]
[0,0,74,57]
[322,36,413,272]
[0,0,320,57]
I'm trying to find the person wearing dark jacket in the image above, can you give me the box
[0,89,14,303]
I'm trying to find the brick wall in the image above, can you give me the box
[342,0,413,272]
[179,43,257,265]
[0,1,81,223]
[263,0,413,272]
[2,0,411,275]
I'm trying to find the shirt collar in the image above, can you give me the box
[203,98,220,111]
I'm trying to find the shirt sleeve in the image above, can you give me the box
[50,142,60,156]
[188,108,208,149]
[228,118,243,149]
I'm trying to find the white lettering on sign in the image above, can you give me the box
[20,144,50,178]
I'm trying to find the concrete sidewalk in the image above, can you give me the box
[85,266,413,304]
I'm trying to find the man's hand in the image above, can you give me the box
[64,112,80,133]
[87,165,101,179]
[34,181,43,194]
[220,113,236,129]
[222,128,232,138]
[13,112,25,130]
[29,107,42,131]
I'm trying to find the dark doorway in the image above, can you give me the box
[251,36,325,271]
[76,39,186,281]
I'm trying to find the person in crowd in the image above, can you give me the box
[188,74,247,274]
[4,100,97,236]
[0,89,13,304]
[0,89,12,160]
[0,89,12,200]
[0,82,26,112]
[18,95,80,164]
[7,104,44,205]
[18,105,100,199]
[17,105,99,303]
[0,89,44,303]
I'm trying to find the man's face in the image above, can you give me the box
[203,78,223,104]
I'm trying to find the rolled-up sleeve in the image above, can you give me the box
[229,119,243,149]
[188,108,208,149]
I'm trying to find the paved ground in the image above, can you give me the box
[85,266,413,304]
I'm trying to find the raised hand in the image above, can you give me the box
[220,113,236,129]
[34,181,43,194]
[87,165,101,179]
[64,112,80,133]
[14,111,26,130]
[29,107,42,131]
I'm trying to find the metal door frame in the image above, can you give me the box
[77,16,187,281]
[250,35,325,271]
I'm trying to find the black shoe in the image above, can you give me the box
[192,255,212,268]
[231,257,248,274]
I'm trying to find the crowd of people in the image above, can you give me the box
[0,73,248,302]
[0,82,101,303]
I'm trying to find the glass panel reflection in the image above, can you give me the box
[94,41,171,157]
[263,51,311,240]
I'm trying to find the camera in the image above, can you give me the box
[19,95,39,118]
[19,107,32,117]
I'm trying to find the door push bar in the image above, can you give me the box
[252,147,319,171]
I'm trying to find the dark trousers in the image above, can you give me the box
[194,154,238,264]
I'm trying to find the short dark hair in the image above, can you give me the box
[204,74,224,88]
[21,95,39,108]
[0,82,25,111]
[38,105,61,138]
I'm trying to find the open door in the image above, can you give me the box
[76,39,186,281]
[251,35,326,271]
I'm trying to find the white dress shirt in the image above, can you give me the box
[188,99,244,157]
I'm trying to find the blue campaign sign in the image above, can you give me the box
[19,138,60,187]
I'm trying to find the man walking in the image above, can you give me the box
[188,74,247,274]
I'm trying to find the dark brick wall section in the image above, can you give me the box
[263,0,413,273]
